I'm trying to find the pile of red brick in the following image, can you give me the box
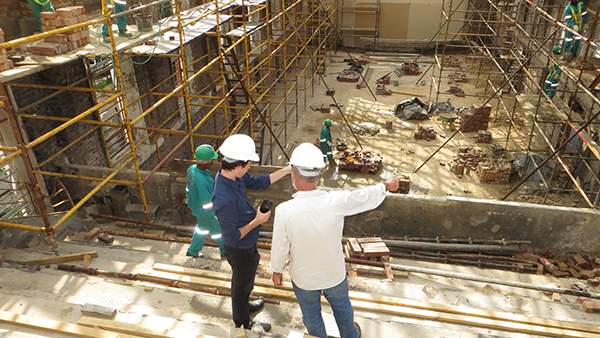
[477,130,492,143]
[0,29,14,72]
[414,124,437,141]
[476,159,511,184]
[459,104,492,132]
[29,6,90,56]
[447,147,486,176]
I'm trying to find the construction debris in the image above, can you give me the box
[376,84,392,95]
[337,71,361,82]
[338,150,383,174]
[376,73,391,84]
[477,130,493,143]
[459,104,492,132]
[448,72,468,83]
[447,86,465,97]
[401,60,421,75]
[414,124,437,141]
[442,56,460,67]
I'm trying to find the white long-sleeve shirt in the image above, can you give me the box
[270,183,387,290]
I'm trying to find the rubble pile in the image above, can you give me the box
[442,56,460,67]
[414,124,437,141]
[519,248,600,287]
[477,130,493,143]
[459,104,492,132]
[29,7,91,56]
[338,150,382,174]
[476,159,511,183]
[447,147,486,175]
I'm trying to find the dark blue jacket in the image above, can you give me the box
[212,171,271,248]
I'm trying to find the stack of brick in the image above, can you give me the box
[477,130,493,143]
[476,159,511,184]
[0,28,14,72]
[414,124,436,141]
[447,147,486,176]
[459,104,492,132]
[30,6,90,56]
[524,249,600,282]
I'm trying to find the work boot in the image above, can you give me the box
[248,321,271,332]
[101,34,111,43]
[186,251,203,259]
[119,30,134,38]
[248,299,265,314]
[355,322,362,338]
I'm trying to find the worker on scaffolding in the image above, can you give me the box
[544,46,563,99]
[320,119,335,166]
[185,145,225,259]
[563,0,588,62]
[27,0,55,31]
[101,0,134,42]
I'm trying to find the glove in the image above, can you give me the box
[573,25,579,32]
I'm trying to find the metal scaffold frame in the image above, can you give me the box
[427,0,600,209]
[0,0,336,253]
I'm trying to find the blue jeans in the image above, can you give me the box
[292,277,359,338]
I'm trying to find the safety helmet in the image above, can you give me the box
[194,144,218,161]
[219,134,260,162]
[325,119,333,127]
[290,143,326,169]
[552,46,561,53]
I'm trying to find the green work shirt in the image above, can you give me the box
[186,165,216,219]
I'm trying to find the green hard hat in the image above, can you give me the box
[194,144,218,161]
[325,119,333,127]
[552,46,561,53]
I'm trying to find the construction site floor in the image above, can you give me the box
[1,224,600,338]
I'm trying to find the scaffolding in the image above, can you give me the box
[428,0,600,208]
[0,0,336,252]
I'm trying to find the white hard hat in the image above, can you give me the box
[290,143,326,170]
[220,134,260,162]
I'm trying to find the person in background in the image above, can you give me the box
[101,0,134,42]
[544,46,563,99]
[319,119,335,166]
[270,143,401,338]
[27,0,55,31]
[563,0,588,61]
[185,144,224,259]
[212,134,291,332]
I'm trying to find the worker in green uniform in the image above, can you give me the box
[320,119,335,166]
[186,145,225,259]
[101,0,134,42]
[544,46,563,99]
[27,0,55,31]
[563,0,588,61]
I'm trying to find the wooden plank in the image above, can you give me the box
[25,251,98,265]
[83,254,90,268]
[348,238,362,256]
[0,310,142,338]
[152,263,600,335]
[78,316,221,338]
[349,299,599,338]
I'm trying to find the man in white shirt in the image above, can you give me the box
[270,143,400,338]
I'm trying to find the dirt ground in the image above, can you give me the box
[280,52,587,208]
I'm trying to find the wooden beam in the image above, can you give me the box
[0,310,142,338]
[152,263,600,336]
[25,251,98,265]
[77,316,221,338]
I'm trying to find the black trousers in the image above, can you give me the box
[224,244,260,328]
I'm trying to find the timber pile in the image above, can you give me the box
[345,237,391,260]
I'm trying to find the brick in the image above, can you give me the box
[573,253,591,269]
[552,270,571,278]
[0,254,5,266]
[84,227,103,240]
[558,262,569,271]
[582,300,600,313]
[524,247,534,254]
[542,248,556,258]
[66,41,76,51]
[81,29,89,38]
[28,42,65,56]
[594,268,600,277]
[66,31,82,42]
[98,233,114,244]
[77,14,87,23]
[60,17,79,26]
[587,279,600,287]
[56,7,76,18]
[45,34,68,44]
[522,253,538,263]
[42,25,57,32]
[537,264,544,275]
[40,11,58,19]
[580,270,595,279]
[552,293,561,302]
[569,268,582,278]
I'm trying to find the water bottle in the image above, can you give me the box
[539,257,557,272]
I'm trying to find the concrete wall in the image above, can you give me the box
[0,212,86,249]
